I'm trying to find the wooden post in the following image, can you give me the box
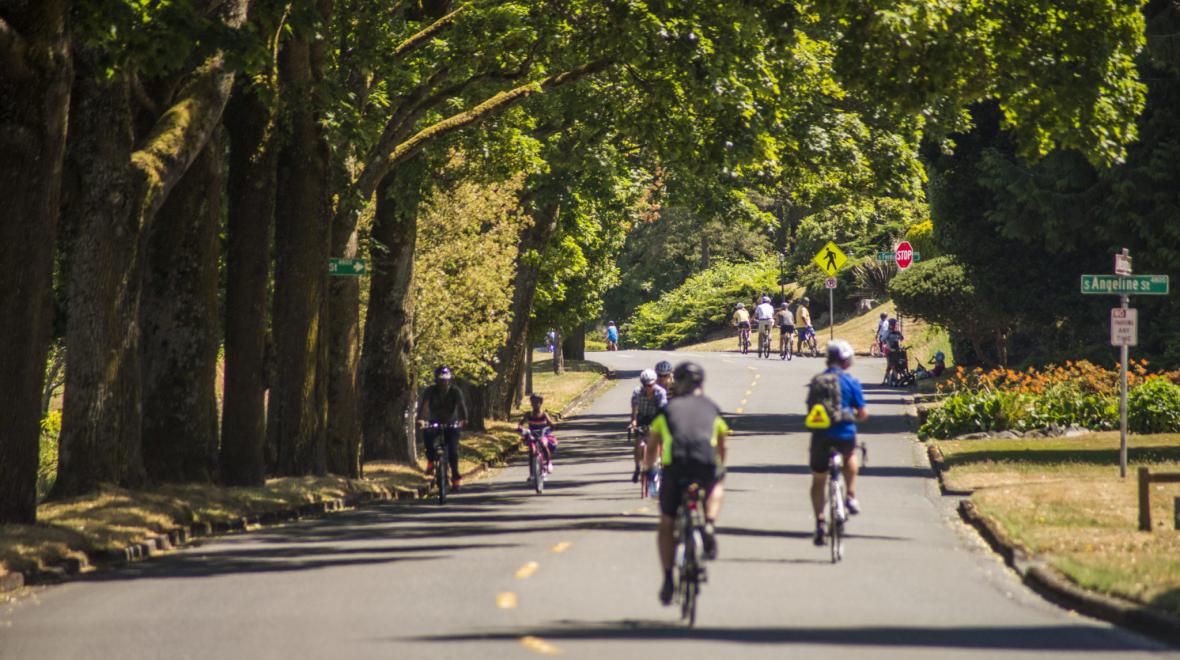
[1175,497,1180,531]
[1139,467,1152,531]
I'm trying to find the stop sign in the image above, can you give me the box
[895,241,914,270]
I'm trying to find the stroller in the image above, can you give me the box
[885,346,915,387]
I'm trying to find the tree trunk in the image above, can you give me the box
[360,175,420,463]
[486,203,560,419]
[460,381,487,432]
[268,26,331,477]
[0,0,71,523]
[139,129,223,483]
[562,326,585,360]
[220,80,275,487]
[326,205,362,477]
[524,347,534,395]
[54,68,147,497]
[552,330,564,374]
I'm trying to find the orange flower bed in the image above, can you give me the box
[940,360,1180,398]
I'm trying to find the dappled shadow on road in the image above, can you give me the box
[409,621,1152,651]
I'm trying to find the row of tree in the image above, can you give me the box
[0,0,1149,524]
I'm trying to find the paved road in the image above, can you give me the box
[2,350,1175,659]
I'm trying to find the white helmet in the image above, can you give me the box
[761,296,771,303]
[826,339,854,363]
[639,369,657,385]
[735,302,745,310]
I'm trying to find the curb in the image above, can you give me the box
[926,444,974,497]
[958,500,1180,647]
[3,364,616,594]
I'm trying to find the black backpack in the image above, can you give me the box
[806,371,855,426]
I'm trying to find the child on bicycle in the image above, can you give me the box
[805,341,868,546]
[518,393,557,476]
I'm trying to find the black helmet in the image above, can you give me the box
[655,360,673,376]
[529,392,543,403]
[434,366,453,381]
[672,361,705,388]
[800,297,810,305]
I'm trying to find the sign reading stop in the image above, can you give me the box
[895,241,914,270]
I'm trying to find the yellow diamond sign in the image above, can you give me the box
[813,241,848,276]
[805,404,831,430]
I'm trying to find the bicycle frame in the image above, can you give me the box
[523,427,551,494]
[674,481,707,625]
[423,421,461,505]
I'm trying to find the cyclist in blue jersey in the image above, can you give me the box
[807,340,868,545]
[606,321,619,351]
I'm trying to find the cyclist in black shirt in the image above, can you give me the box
[643,362,729,605]
[416,366,469,490]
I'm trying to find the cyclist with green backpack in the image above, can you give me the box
[805,340,868,546]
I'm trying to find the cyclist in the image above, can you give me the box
[795,297,814,355]
[518,393,557,477]
[806,340,868,546]
[882,318,905,384]
[875,312,890,356]
[775,302,795,359]
[643,361,729,605]
[630,369,668,483]
[606,321,619,351]
[417,366,470,490]
[730,303,751,351]
[655,360,675,398]
[753,295,775,352]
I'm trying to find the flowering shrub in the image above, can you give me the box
[921,360,1180,439]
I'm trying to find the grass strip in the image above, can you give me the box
[1,362,608,582]
[936,432,1180,617]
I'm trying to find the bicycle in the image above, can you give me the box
[642,462,662,499]
[825,443,866,563]
[423,421,461,505]
[799,327,819,358]
[869,335,884,358]
[779,330,794,361]
[885,346,915,387]
[673,479,708,625]
[523,426,552,494]
[629,424,655,497]
[757,325,772,359]
[737,327,750,354]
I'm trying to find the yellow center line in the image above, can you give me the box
[735,407,745,414]
[515,561,539,579]
[744,389,752,396]
[496,592,518,609]
[740,399,747,406]
[550,541,572,554]
[520,636,563,655]
[754,373,761,379]
[747,366,758,372]
[622,506,650,516]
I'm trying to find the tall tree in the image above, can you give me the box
[0,0,72,523]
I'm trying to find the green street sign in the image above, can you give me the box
[1080,274,1169,295]
[329,258,368,276]
[875,251,921,262]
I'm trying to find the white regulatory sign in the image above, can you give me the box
[1111,308,1138,347]
[1115,252,1133,276]
[824,277,838,289]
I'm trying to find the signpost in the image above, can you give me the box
[329,258,368,276]
[1082,248,1170,478]
[813,242,848,341]
[895,241,915,270]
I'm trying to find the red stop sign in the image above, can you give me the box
[895,241,914,269]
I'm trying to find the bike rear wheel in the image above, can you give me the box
[531,448,543,494]
[678,511,699,625]
[829,477,844,562]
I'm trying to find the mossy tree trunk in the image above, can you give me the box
[140,129,224,483]
[326,208,362,477]
[268,19,331,477]
[220,81,276,487]
[0,0,72,523]
[360,174,421,464]
[562,326,585,360]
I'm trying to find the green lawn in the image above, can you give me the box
[936,432,1180,617]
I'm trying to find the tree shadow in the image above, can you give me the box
[406,620,1153,651]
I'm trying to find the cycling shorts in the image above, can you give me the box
[797,327,813,340]
[779,324,795,336]
[809,433,857,473]
[659,462,722,517]
[736,321,751,330]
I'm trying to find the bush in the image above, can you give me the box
[625,260,786,348]
[1129,378,1180,434]
[38,410,61,500]
[920,382,1118,439]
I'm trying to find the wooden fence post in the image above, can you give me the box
[1138,467,1151,531]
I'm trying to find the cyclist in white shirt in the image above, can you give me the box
[753,296,775,350]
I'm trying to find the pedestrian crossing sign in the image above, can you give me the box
[813,241,848,276]
[805,404,831,430]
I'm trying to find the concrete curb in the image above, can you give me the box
[958,500,1180,647]
[926,444,974,497]
[3,364,617,594]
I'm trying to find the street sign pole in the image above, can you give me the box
[828,285,834,342]
[1120,292,1129,479]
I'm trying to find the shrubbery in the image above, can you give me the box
[920,361,1180,439]
[625,260,785,348]
[39,411,61,500]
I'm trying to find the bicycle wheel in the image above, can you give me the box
[532,449,543,494]
[437,445,448,505]
[829,477,844,563]
[678,512,698,624]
